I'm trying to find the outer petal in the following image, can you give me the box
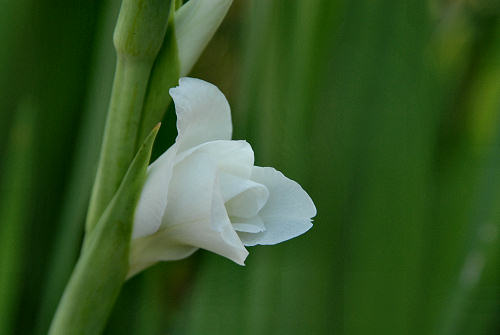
[129,209,247,279]
[132,144,177,239]
[129,230,198,278]
[130,141,250,277]
[241,166,316,246]
[252,167,316,219]
[170,78,232,153]
[162,140,253,229]
[162,149,217,228]
[162,142,248,262]
[133,78,234,238]
[175,140,254,179]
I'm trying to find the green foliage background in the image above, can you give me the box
[0,0,499,334]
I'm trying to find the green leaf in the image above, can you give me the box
[113,0,173,61]
[48,124,160,335]
[34,1,122,333]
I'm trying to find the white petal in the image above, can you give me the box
[129,231,198,278]
[132,145,177,239]
[165,219,247,265]
[225,184,269,219]
[170,78,232,153]
[241,166,316,246]
[129,189,249,277]
[176,140,254,178]
[232,215,265,233]
[175,0,233,76]
[208,183,249,264]
[161,142,248,263]
[130,214,247,279]
[163,140,253,227]
[238,217,312,246]
[252,166,316,219]
[162,148,216,227]
[219,172,269,218]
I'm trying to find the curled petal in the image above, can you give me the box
[170,77,232,153]
[252,167,316,219]
[164,141,248,263]
[219,172,269,218]
[163,140,253,227]
[241,167,316,246]
[130,154,248,273]
[176,140,254,178]
[238,217,312,247]
[208,184,249,264]
[130,142,249,276]
[233,215,266,233]
[225,184,268,219]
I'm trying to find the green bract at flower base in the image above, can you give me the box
[48,125,160,335]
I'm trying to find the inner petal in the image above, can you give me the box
[224,182,269,219]
[231,215,265,233]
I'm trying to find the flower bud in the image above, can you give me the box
[174,0,233,75]
[113,0,172,61]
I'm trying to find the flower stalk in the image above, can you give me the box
[86,0,173,232]
[48,125,160,335]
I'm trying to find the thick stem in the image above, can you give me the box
[48,126,159,335]
[86,56,153,231]
[86,0,172,232]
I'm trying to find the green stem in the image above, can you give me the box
[86,57,153,231]
[86,0,172,232]
[48,126,159,335]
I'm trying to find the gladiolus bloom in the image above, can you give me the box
[129,78,316,277]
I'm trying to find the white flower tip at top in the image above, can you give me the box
[129,77,316,277]
[175,0,233,76]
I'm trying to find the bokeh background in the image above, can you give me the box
[1,0,500,334]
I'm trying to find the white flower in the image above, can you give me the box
[129,78,316,277]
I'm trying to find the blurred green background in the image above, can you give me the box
[1,0,500,334]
